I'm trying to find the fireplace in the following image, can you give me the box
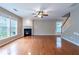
[24,28,32,36]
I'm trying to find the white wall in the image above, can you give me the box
[23,19,32,28]
[23,18,33,35]
[62,5,79,46]
[0,7,23,46]
[33,20,56,35]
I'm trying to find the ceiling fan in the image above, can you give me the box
[32,9,48,18]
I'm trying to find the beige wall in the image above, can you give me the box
[23,18,62,35]
[23,18,57,35]
[33,20,56,35]
[0,7,23,46]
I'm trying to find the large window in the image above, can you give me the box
[11,20,17,36]
[56,21,62,33]
[0,16,17,40]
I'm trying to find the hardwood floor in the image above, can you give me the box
[0,35,79,55]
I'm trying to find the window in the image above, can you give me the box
[0,16,17,40]
[56,21,62,33]
[11,20,17,36]
[0,16,10,40]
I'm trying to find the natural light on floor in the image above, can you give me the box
[56,37,62,48]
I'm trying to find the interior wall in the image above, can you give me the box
[23,19,32,28]
[23,18,62,36]
[23,18,33,35]
[62,5,79,46]
[33,20,56,35]
[0,7,23,46]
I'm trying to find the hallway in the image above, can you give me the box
[0,36,79,55]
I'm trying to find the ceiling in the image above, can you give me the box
[0,3,77,20]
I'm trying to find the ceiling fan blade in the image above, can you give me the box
[32,8,40,15]
[42,13,48,16]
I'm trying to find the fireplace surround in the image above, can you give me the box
[24,28,32,36]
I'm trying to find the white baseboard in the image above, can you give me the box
[33,34,61,36]
[0,35,23,47]
[62,37,79,46]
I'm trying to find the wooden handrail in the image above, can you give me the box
[62,12,70,28]
[61,12,70,34]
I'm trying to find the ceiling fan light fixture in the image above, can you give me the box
[33,10,48,18]
[38,15,42,18]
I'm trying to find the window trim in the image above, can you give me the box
[0,15,18,40]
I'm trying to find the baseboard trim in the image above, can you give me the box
[33,34,61,36]
[0,35,23,47]
[62,37,79,46]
